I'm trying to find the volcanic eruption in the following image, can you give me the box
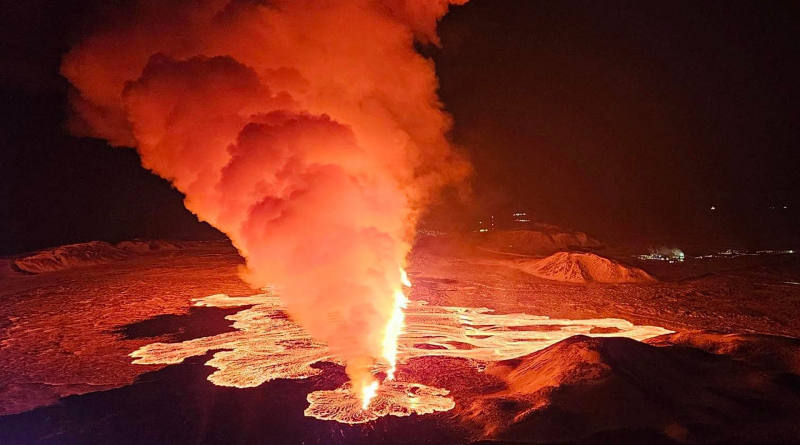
[129,291,671,423]
[61,0,469,406]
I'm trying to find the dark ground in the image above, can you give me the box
[2,241,800,444]
[0,352,465,445]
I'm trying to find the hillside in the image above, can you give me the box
[481,227,601,255]
[468,334,800,443]
[515,252,655,283]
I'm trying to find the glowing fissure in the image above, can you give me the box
[131,292,672,424]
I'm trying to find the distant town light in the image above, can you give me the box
[710,206,716,210]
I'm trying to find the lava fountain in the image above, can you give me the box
[131,291,672,424]
[358,268,410,408]
[62,0,470,401]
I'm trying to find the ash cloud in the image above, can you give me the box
[62,0,470,390]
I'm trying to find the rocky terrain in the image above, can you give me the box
[467,333,800,443]
[10,240,195,274]
[479,225,601,255]
[1,233,799,444]
[512,251,655,283]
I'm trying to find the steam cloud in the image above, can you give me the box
[62,0,469,390]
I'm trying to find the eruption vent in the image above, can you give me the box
[62,0,469,399]
[131,291,672,423]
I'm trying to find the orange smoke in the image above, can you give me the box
[62,0,469,396]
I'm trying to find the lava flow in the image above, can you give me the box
[131,289,671,424]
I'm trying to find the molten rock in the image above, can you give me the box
[130,291,670,423]
[305,380,455,424]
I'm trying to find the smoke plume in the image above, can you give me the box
[62,0,469,391]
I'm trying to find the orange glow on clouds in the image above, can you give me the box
[62,0,470,393]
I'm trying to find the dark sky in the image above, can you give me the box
[2,0,799,254]
[431,1,800,246]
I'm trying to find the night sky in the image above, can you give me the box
[2,0,799,255]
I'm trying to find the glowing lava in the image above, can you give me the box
[306,380,455,424]
[359,268,411,406]
[382,269,411,381]
[131,291,672,424]
[361,379,379,410]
